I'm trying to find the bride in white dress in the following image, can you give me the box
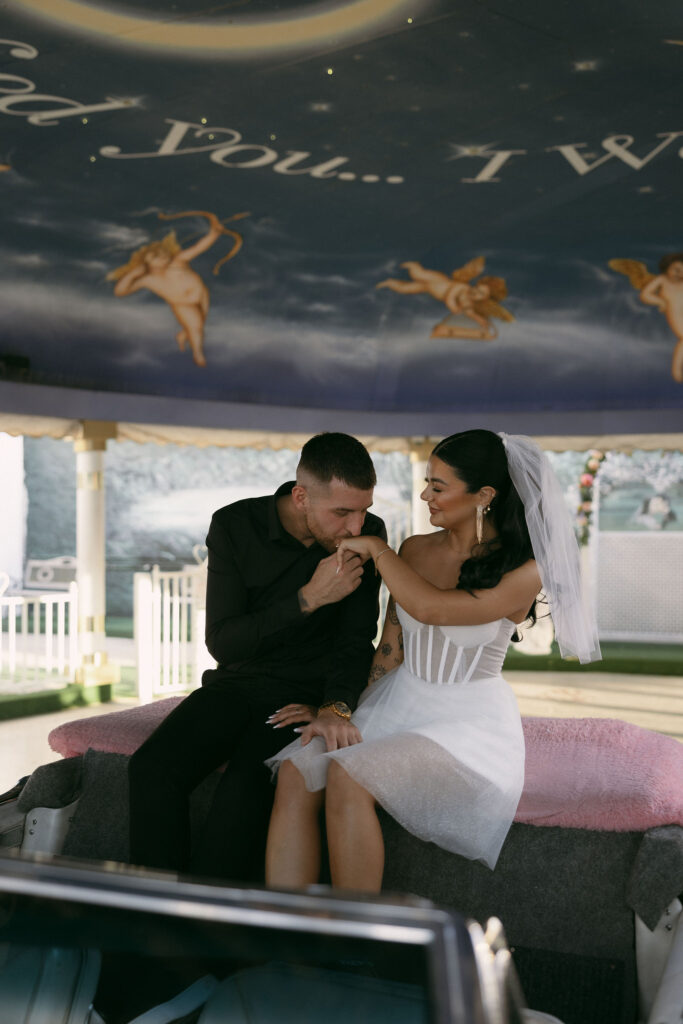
[265,430,600,892]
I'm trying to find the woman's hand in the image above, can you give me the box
[266,704,317,729]
[335,535,387,572]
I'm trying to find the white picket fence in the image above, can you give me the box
[0,579,79,691]
[133,565,214,702]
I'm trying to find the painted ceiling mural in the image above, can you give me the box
[0,0,682,434]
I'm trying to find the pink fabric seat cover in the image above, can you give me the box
[48,702,683,832]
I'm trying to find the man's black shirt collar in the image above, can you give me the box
[268,481,299,546]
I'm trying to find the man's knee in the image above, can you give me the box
[128,735,186,792]
[128,741,162,788]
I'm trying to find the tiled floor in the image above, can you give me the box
[509,670,683,741]
[0,670,680,794]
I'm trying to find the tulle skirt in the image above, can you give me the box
[266,662,525,870]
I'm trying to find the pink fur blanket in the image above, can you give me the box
[48,701,683,832]
[517,716,683,831]
[50,697,185,760]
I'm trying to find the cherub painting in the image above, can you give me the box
[107,210,247,367]
[609,253,683,382]
[376,257,514,340]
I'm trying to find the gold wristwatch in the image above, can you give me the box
[318,701,352,721]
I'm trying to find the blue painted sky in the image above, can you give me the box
[1,0,682,428]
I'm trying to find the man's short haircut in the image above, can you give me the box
[298,432,376,490]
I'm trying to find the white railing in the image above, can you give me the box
[134,565,214,701]
[0,575,79,690]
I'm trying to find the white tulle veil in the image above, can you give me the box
[499,433,601,664]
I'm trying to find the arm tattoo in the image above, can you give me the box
[380,642,392,657]
[398,631,404,651]
[297,587,311,614]
[369,664,388,683]
[387,600,399,626]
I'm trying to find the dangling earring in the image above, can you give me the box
[476,504,490,544]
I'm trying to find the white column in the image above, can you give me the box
[410,441,437,535]
[585,476,600,636]
[0,433,25,587]
[134,571,155,703]
[74,423,119,685]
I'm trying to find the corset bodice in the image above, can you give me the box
[397,604,516,684]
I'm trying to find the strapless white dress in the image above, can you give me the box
[266,605,525,869]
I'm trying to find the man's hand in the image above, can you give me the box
[335,535,385,572]
[266,703,317,729]
[297,709,362,751]
[298,551,363,614]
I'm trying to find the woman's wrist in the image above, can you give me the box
[373,546,393,572]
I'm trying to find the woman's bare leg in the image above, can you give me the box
[325,761,384,893]
[266,760,323,888]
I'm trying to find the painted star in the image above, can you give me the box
[445,142,498,162]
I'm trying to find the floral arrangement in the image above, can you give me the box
[576,449,606,545]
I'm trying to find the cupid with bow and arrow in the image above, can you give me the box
[108,210,248,367]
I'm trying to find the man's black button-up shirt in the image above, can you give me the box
[204,482,387,709]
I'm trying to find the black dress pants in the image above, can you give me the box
[128,678,307,880]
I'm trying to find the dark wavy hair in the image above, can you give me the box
[431,429,537,630]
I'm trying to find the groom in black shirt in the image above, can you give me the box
[129,432,386,880]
